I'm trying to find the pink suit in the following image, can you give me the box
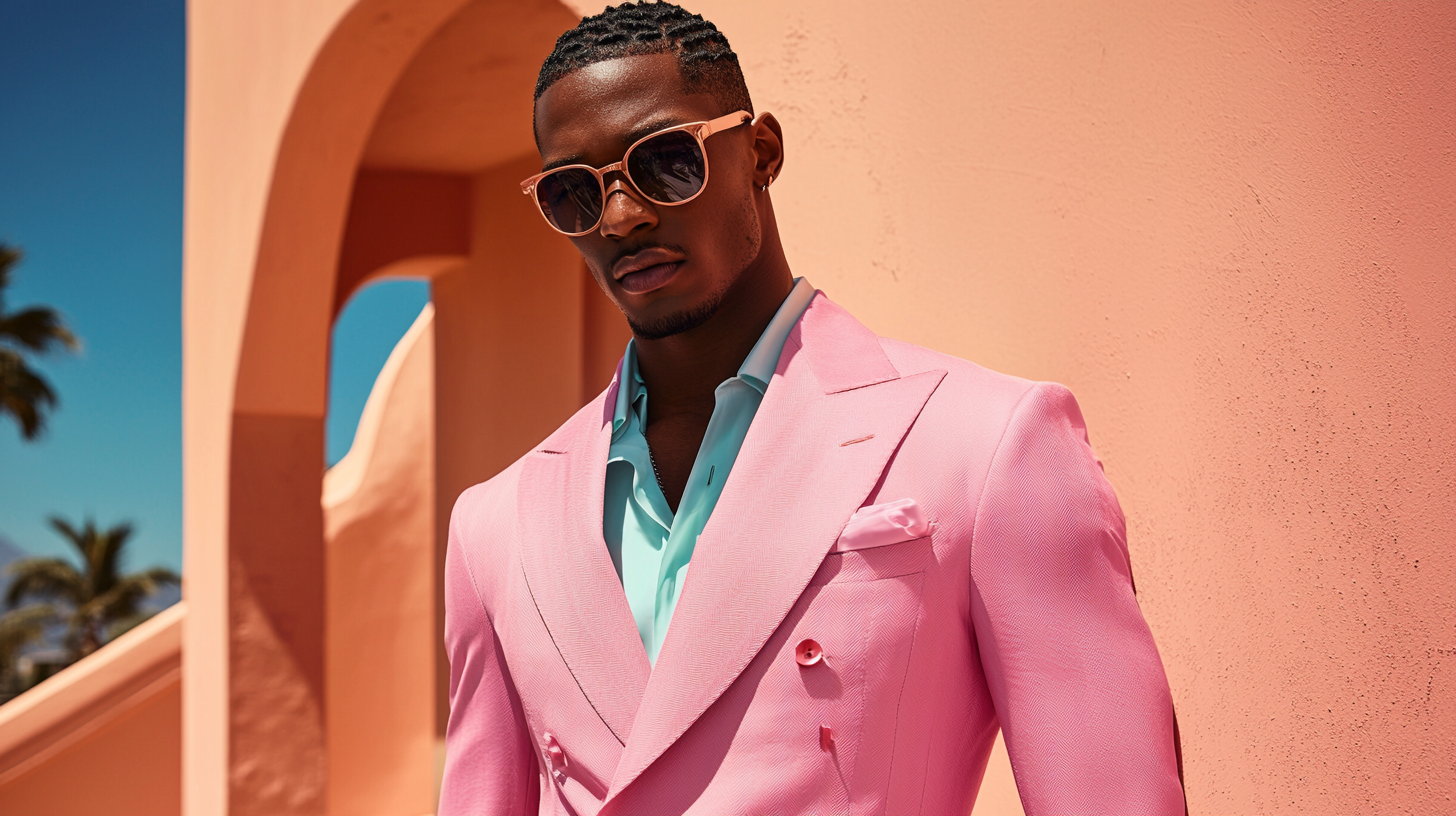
[440,292,1185,815]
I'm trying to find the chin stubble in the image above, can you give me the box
[619,191,764,342]
[625,277,732,340]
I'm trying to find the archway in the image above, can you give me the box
[186,0,626,811]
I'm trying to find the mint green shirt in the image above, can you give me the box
[604,277,816,664]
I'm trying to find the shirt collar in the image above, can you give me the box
[737,276,816,392]
[612,276,815,437]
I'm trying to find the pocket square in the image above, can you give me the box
[833,498,931,553]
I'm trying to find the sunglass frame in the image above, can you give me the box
[520,110,753,236]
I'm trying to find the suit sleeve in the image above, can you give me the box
[969,382,1185,815]
[437,502,541,816]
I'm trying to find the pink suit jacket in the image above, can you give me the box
[440,292,1185,815]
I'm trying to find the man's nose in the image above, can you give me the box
[598,177,657,239]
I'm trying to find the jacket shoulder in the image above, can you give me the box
[448,390,611,566]
[874,335,1100,465]
[877,335,1039,412]
[450,459,522,534]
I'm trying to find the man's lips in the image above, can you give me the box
[612,247,687,295]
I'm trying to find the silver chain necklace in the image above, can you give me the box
[646,444,669,497]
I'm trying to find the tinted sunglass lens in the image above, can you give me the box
[627,131,706,203]
[536,168,603,233]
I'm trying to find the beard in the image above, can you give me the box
[615,196,763,341]
[624,274,733,340]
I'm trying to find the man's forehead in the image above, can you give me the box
[535,53,719,160]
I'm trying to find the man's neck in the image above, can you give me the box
[628,218,794,513]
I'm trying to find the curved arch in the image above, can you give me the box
[235,0,471,417]
[198,0,618,809]
[203,1,473,812]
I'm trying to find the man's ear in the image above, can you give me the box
[750,112,784,188]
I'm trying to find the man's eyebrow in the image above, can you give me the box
[623,116,687,145]
[539,116,693,172]
[542,154,586,172]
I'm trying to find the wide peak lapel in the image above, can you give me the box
[517,381,650,744]
[797,293,900,393]
[606,294,946,800]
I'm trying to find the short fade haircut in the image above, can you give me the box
[534,1,754,120]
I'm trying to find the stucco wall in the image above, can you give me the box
[323,305,438,816]
[669,2,1453,812]
[171,0,1452,812]
[0,680,182,815]
[0,606,184,815]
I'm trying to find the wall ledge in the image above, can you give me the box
[0,601,185,782]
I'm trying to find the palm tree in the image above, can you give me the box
[0,242,80,440]
[0,604,55,701]
[5,517,179,660]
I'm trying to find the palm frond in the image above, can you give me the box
[83,570,173,623]
[0,244,19,307]
[92,522,135,595]
[47,516,89,561]
[0,306,80,353]
[0,604,58,697]
[4,557,84,608]
[21,514,180,661]
[138,566,181,585]
[0,350,58,439]
[0,244,79,443]
[105,609,157,642]
[0,603,58,655]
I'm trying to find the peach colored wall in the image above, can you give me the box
[334,171,471,317]
[0,681,182,815]
[185,1,474,812]
[0,605,185,815]
[677,2,1453,812]
[180,0,1452,813]
[184,0,593,811]
[323,305,438,816]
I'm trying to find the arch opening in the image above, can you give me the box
[211,0,630,811]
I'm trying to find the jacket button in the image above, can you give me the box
[543,732,567,780]
[795,639,824,666]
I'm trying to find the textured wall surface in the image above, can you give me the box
[323,306,438,816]
[669,1,1453,812]
[166,0,1452,812]
[0,607,184,815]
[0,681,182,815]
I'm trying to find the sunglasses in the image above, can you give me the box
[520,110,753,236]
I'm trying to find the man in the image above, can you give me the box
[439,3,1185,814]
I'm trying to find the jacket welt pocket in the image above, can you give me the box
[809,535,933,586]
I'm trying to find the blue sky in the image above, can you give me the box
[0,1,427,573]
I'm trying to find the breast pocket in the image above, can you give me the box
[809,532,935,586]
